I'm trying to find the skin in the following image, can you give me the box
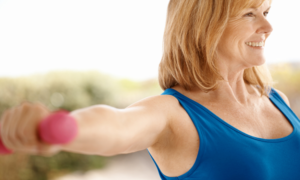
[214,0,273,107]
[0,0,292,176]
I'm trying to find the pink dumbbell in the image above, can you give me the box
[0,110,78,155]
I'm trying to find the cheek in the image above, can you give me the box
[218,20,255,58]
[220,24,245,53]
[228,22,246,44]
[227,21,254,55]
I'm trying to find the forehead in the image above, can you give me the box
[248,0,265,6]
[230,0,272,16]
[246,0,271,10]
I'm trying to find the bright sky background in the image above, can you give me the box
[0,0,299,81]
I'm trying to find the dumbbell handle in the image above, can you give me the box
[0,110,78,155]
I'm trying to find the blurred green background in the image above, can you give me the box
[0,63,299,180]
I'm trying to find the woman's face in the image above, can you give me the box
[216,1,273,68]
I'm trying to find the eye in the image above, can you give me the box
[245,12,254,17]
[264,11,269,17]
[244,12,269,17]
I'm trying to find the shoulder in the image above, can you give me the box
[124,93,186,147]
[272,88,291,107]
[126,93,183,120]
[126,93,180,109]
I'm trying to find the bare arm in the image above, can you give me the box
[62,95,175,156]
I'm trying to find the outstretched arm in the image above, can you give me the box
[62,95,174,156]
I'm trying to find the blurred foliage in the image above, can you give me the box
[0,151,106,180]
[0,70,162,180]
[0,64,299,180]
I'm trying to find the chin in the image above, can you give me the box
[245,57,266,67]
[254,58,266,66]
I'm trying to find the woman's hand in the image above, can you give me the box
[0,102,61,157]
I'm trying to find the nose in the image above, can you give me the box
[256,17,273,35]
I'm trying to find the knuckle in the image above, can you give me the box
[3,109,10,116]
[14,108,23,118]
[0,110,10,122]
[10,106,17,111]
[20,101,31,108]
[4,110,12,117]
[35,103,50,113]
[20,105,31,113]
[18,102,37,116]
[15,105,23,112]
[20,101,32,106]
[20,102,34,111]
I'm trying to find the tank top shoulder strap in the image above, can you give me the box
[269,87,286,105]
[162,87,300,133]
[269,87,300,122]
[161,88,206,119]
[161,88,178,96]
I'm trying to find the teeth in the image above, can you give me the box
[245,41,264,47]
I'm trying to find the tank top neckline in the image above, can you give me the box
[164,88,296,143]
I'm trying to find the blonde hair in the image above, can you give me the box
[159,0,274,97]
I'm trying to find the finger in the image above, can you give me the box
[34,102,51,114]
[0,109,9,123]
[18,105,37,146]
[6,103,35,152]
[19,100,33,107]
[1,109,16,150]
[31,104,50,141]
[14,106,32,149]
[0,110,10,141]
[0,109,10,125]
[18,105,41,151]
[8,107,27,150]
[19,103,50,151]
[5,102,52,154]
[8,105,35,151]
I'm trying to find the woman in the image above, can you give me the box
[1,0,299,179]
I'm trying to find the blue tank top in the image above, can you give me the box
[147,87,300,180]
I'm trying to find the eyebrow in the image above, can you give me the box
[250,6,271,11]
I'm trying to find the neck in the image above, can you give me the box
[212,79,257,107]
[211,57,260,106]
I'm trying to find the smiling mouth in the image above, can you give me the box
[245,41,264,48]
